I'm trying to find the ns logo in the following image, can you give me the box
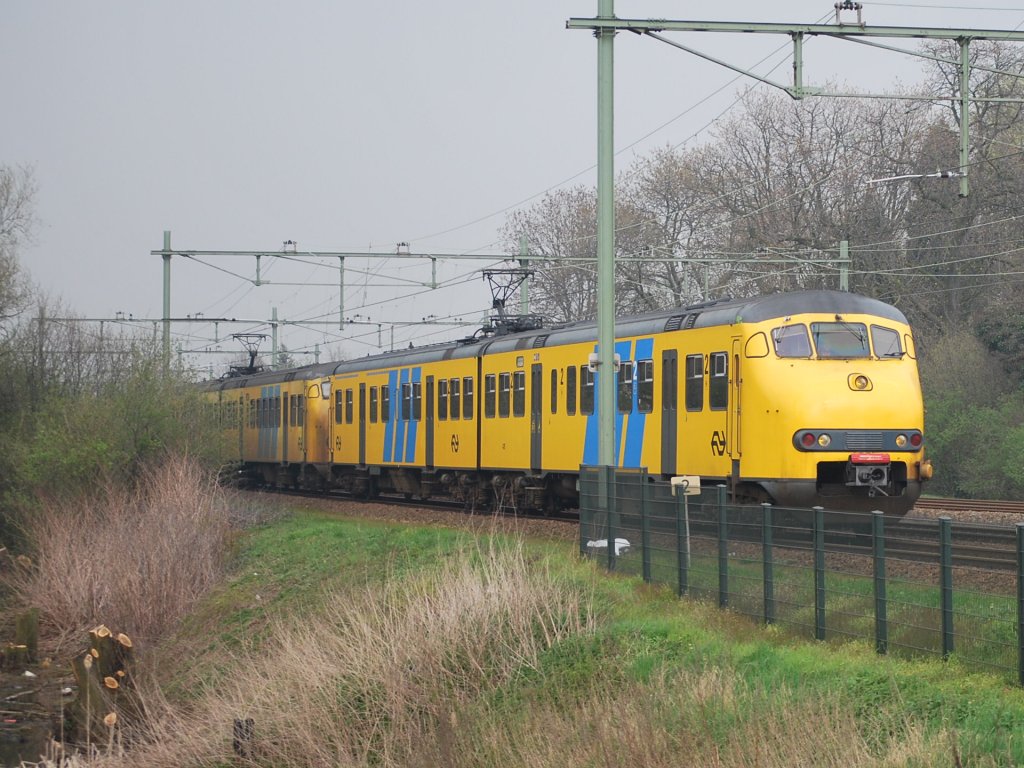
[710,431,727,456]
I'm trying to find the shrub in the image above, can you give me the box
[6,456,232,645]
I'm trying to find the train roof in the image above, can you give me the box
[199,290,908,387]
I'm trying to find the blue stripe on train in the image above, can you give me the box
[405,367,421,463]
[583,339,648,467]
[623,337,653,467]
[384,370,398,462]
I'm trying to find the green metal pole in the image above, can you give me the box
[940,516,955,657]
[814,506,826,641]
[1017,522,1024,686]
[519,235,530,315]
[873,511,888,654]
[339,256,346,330]
[718,484,728,608]
[762,502,775,625]
[271,307,279,370]
[596,0,616,469]
[641,469,651,583]
[606,466,617,572]
[162,230,171,373]
[959,38,971,198]
[839,240,850,292]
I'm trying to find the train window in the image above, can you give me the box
[370,387,378,423]
[463,376,474,420]
[871,325,903,358]
[335,390,344,424]
[485,374,496,418]
[772,325,812,357]
[287,394,294,427]
[381,386,391,422]
[321,381,331,399]
[745,332,770,358]
[637,359,654,413]
[685,354,703,411]
[580,366,595,415]
[345,388,354,424]
[513,371,526,417]
[811,322,869,359]
[438,379,448,421]
[618,361,634,412]
[413,381,422,420]
[401,383,412,420]
[550,369,558,415]
[499,372,511,418]
[450,378,460,421]
[249,400,256,428]
[297,394,305,427]
[709,352,728,410]
[567,366,577,415]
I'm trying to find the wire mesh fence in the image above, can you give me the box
[579,465,1024,686]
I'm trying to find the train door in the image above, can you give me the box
[313,379,331,465]
[282,393,289,464]
[237,395,244,461]
[530,363,542,473]
[425,376,435,468]
[358,383,367,467]
[661,350,677,476]
[728,338,742,474]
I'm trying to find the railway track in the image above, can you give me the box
[248,487,1024,571]
[913,496,1024,516]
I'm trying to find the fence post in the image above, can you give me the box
[606,466,617,572]
[762,502,775,625]
[641,469,651,583]
[579,467,590,558]
[717,484,728,608]
[813,506,826,641]
[872,511,888,655]
[676,490,689,597]
[939,515,954,658]
[1017,522,1024,687]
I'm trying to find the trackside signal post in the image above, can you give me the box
[569,6,1024,479]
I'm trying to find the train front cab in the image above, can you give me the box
[735,311,930,514]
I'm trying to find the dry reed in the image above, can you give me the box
[8,455,231,646]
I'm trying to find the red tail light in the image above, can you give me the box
[910,433,922,447]
[801,433,816,447]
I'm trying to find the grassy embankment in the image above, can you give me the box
[12,468,1024,768]
[13,486,1024,767]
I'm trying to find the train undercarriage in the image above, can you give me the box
[231,457,920,520]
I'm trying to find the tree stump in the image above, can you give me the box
[15,608,39,663]
[66,625,136,746]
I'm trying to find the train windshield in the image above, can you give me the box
[810,322,870,358]
[771,324,812,357]
[871,325,904,358]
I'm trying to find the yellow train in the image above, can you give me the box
[201,290,932,515]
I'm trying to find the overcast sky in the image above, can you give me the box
[5,1,1024,373]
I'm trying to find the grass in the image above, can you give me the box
[19,501,1024,767]
[616,529,1024,679]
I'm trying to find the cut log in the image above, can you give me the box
[65,628,137,745]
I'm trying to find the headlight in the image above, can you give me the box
[817,433,831,448]
[895,434,907,448]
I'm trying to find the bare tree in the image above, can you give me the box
[0,165,36,328]
[500,187,601,323]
